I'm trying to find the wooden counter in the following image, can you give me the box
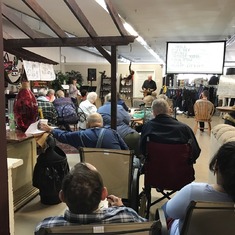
[7,130,38,211]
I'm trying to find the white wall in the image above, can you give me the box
[27,47,163,96]
[63,63,162,97]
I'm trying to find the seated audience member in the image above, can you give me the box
[53,90,77,131]
[35,162,146,233]
[133,95,155,133]
[78,92,98,130]
[195,89,214,132]
[40,113,128,150]
[162,141,235,235]
[117,92,129,111]
[140,98,201,163]
[80,89,88,102]
[98,93,140,157]
[157,94,174,114]
[46,89,56,102]
[37,88,58,125]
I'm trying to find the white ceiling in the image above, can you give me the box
[2,0,235,65]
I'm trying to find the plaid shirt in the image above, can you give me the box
[37,99,58,125]
[35,206,146,233]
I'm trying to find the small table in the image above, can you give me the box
[216,106,235,113]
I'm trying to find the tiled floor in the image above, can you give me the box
[14,114,224,235]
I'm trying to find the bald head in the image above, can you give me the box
[87,113,103,128]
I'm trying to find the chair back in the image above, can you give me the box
[37,221,160,235]
[79,148,133,200]
[194,100,214,122]
[144,141,195,190]
[181,201,235,235]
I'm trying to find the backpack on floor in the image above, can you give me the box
[33,136,70,205]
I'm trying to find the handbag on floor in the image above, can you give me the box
[33,135,70,205]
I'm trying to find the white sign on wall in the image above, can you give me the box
[133,70,155,97]
[23,60,55,81]
[217,75,235,98]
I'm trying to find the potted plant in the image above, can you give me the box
[51,70,83,91]
[66,70,83,88]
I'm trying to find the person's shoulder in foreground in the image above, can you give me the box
[163,141,235,235]
[35,162,146,233]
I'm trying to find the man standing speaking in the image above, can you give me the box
[142,75,157,96]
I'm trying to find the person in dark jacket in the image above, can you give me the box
[142,75,157,96]
[39,112,128,150]
[140,98,201,163]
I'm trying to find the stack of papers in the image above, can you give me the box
[25,121,45,135]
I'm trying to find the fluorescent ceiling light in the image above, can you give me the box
[96,0,164,64]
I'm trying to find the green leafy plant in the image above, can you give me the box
[51,70,83,91]
[66,70,83,88]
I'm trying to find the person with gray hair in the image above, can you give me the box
[37,88,58,125]
[140,98,201,163]
[38,88,48,97]
[39,113,128,150]
[98,93,141,157]
[47,89,56,102]
[78,92,98,130]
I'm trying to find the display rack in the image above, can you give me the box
[119,74,133,106]
[99,71,111,104]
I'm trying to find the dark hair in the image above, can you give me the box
[69,77,77,84]
[209,141,235,201]
[61,162,104,214]
[81,89,88,97]
[202,90,209,98]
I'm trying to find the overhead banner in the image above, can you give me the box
[23,60,55,81]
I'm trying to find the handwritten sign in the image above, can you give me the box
[23,61,55,81]
[40,63,56,81]
[217,75,235,98]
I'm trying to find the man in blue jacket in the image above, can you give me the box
[40,112,128,150]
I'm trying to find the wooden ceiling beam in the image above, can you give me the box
[64,0,98,37]
[104,0,128,37]
[5,47,58,64]
[2,4,41,39]
[4,36,136,48]
[64,0,111,63]
[22,0,68,39]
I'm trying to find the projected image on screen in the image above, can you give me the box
[166,41,226,74]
